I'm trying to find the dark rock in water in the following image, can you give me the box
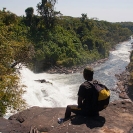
[34,79,52,85]
[1,100,133,133]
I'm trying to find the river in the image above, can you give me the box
[17,41,132,108]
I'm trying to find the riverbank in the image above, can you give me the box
[115,64,133,101]
[45,58,108,74]
[111,40,133,101]
[113,67,132,100]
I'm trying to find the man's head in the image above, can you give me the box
[83,66,94,80]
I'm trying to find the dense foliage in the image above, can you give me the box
[0,10,34,116]
[1,0,133,115]
[119,22,133,33]
[27,14,132,71]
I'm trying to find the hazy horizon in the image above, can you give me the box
[0,0,133,23]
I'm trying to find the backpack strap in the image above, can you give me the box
[87,80,104,92]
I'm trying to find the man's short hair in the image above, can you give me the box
[83,66,94,76]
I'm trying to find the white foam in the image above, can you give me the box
[19,67,77,108]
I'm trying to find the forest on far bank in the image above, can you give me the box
[1,0,133,116]
[22,9,133,72]
[1,6,133,72]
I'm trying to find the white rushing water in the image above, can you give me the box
[20,41,132,107]
[20,68,78,107]
[4,40,133,118]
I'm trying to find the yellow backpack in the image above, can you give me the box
[88,80,110,111]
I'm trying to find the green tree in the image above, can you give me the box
[25,7,34,18]
[24,7,34,26]
[0,10,35,115]
[0,33,26,116]
[37,0,57,28]
[3,11,17,25]
[81,13,88,22]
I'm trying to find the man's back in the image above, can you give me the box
[78,81,99,115]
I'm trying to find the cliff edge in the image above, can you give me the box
[0,100,133,133]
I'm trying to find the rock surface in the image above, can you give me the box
[114,70,131,100]
[0,100,133,133]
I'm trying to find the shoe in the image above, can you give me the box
[57,118,64,124]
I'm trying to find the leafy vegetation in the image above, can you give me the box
[119,22,133,33]
[28,15,132,72]
[1,0,133,115]
[0,10,34,116]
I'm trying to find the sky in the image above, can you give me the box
[0,0,133,22]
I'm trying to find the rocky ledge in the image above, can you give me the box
[0,100,133,133]
[45,58,108,74]
[113,68,132,100]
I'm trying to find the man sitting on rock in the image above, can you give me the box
[58,66,99,124]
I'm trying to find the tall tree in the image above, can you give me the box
[81,13,88,22]
[25,7,34,18]
[37,0,57,28]
[25,7,34,26]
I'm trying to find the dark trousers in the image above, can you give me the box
[64,105,99,119]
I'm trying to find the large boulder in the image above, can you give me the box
[0,100,133,133]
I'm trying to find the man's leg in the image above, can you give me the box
[64,105,71,119]
[64,105,81,119]
[58,105,81,124]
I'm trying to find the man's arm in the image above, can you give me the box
[78,96,84,107]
